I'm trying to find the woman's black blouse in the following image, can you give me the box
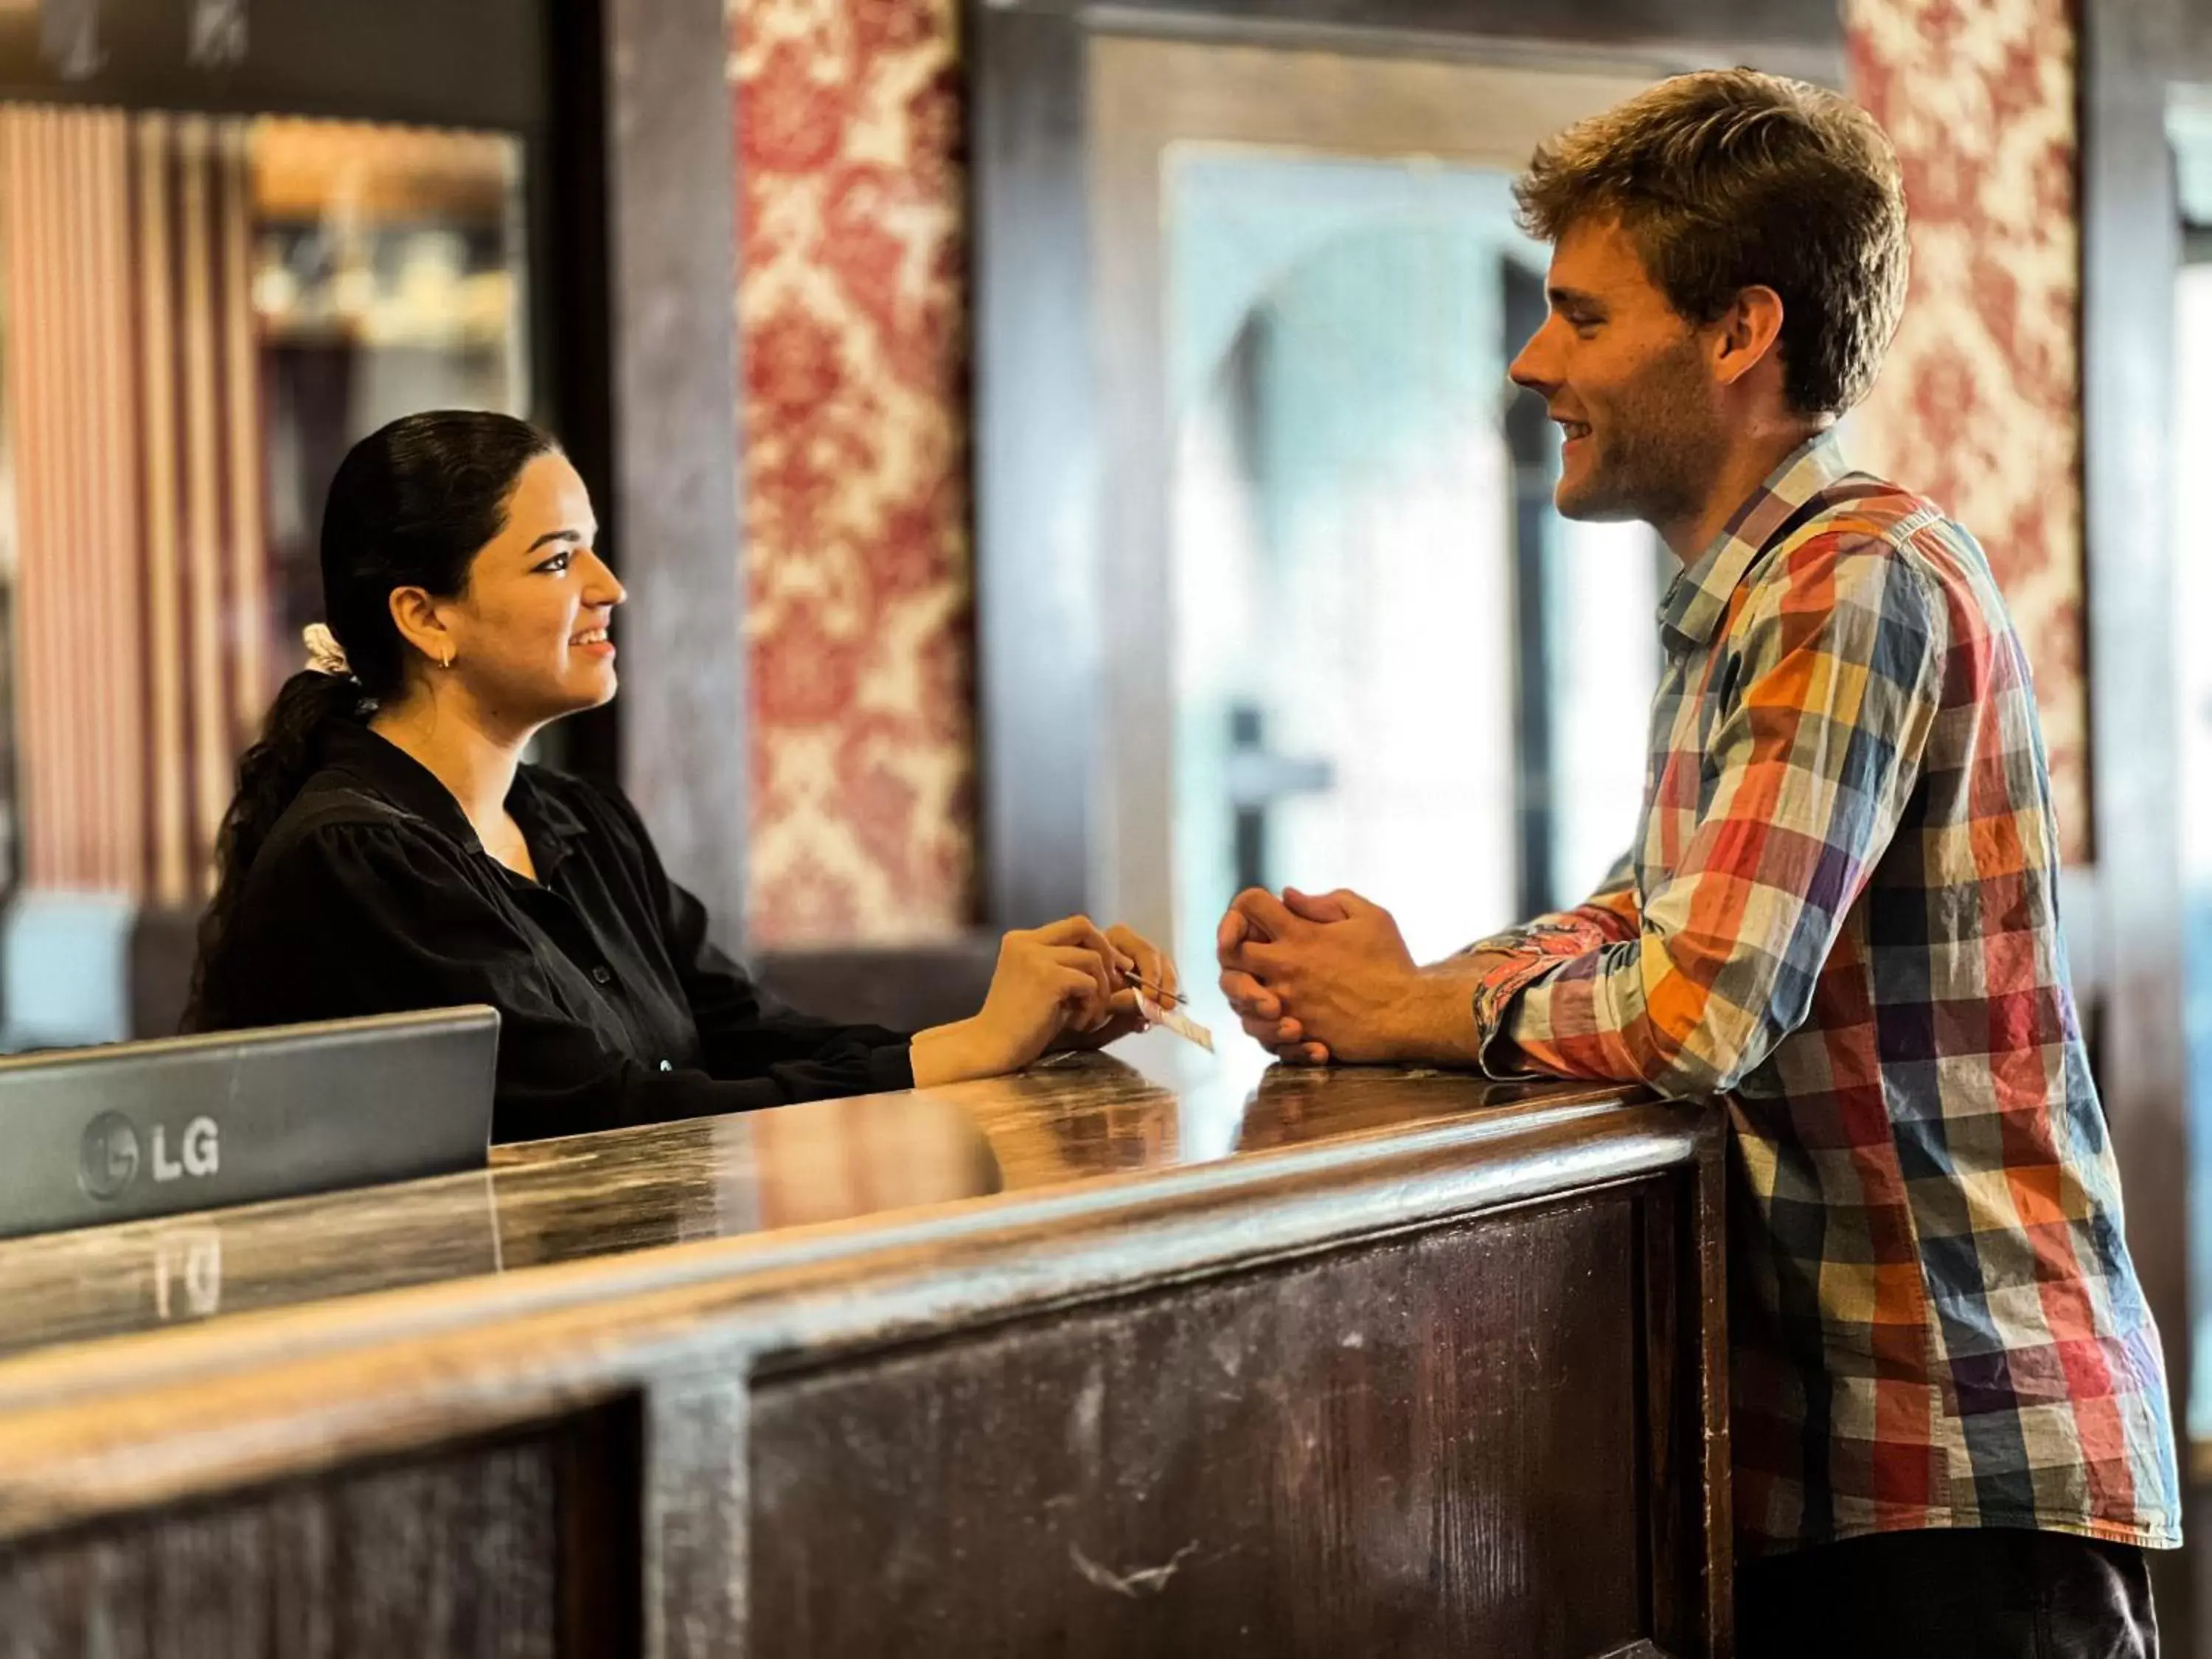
[198,720,915,1142]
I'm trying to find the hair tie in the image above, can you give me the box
[302,622,353,679]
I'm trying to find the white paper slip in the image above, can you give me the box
[1136,990,1214,1053]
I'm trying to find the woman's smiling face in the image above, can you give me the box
[418,451,627,728]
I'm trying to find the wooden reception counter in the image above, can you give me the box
[0,1056,1725,1658]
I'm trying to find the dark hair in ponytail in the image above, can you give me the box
[184,409,561,1029]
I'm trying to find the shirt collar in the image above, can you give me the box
[1657,429,1853,653]
[316,720,591,872]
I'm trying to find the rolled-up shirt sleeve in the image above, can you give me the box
[1460,848,1644,959]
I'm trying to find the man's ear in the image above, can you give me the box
[1712,285,1786,389]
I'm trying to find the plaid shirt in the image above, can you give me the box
[1468,434,2180,1557]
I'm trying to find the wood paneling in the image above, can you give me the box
[970,4,1099,928]
[0,0,546,131]
[1071,0,1837,49]
[0,1432,571,1658]
[176,114,227,874]
[751,1196,1655,1656]
[137,112,188,908]
[1,106,272,903]
[644,1368,748,1659]
[599,0,749,948]
[217,121,266,742]
[0,105,146,895]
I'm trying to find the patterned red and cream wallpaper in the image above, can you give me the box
[729,0,2093,942]
[1845,0,2089,862]
[730,0,975,944]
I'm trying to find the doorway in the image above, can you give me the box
[1085,38,1669,1100]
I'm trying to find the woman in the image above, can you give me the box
[187,411,1176,1141]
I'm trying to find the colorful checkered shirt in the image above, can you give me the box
[1467,434,2180,1557]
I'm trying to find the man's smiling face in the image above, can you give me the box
[1507,214,1730,537]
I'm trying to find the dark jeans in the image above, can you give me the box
[1736,1528,2157,1659]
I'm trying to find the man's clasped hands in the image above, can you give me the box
[1213,886,1514,1071]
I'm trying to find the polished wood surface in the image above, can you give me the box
[0,1057,1722,1656]
[0,1060,1624,1363]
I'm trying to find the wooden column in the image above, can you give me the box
[598,0,749,946]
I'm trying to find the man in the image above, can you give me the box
[1216,70,2178,1655]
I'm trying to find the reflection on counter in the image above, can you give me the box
[745,1090,1004,1231]
[0,1056,1646,1368]
[0,1172,502,1360]
[1234,1064,1564,1151]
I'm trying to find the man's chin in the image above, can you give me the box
[1553,478,1638,523]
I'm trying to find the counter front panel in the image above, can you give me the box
[0,1057,1724,1657]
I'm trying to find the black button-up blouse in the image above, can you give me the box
[196,720,914,1141]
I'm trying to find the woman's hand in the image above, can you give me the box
[1054,922,1178,1051]
[911,917,1138,1086]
